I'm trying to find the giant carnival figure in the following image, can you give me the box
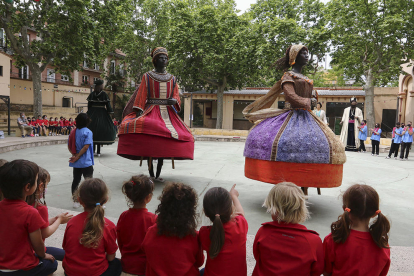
[86,79,117,156]
[243,45,346,194]
[117,47,194,181]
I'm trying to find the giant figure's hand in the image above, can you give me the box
[136,110,143,118]
[167,98,177,106]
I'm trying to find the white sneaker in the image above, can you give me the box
[97,154,101,157]
[405,158,408,160]
[395,157,398,160]
[73,202,80,209]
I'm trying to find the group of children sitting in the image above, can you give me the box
[0,159,391,276]
[27,115,76,137]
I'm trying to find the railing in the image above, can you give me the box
[44,77,74,85]
[10,71,32,80]
[75,102,88,113]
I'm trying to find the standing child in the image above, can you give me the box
[400,121,413,160]
[323,184,391,276]
[117,175,156,276]
[199,184,248,276]
[370,123,382,156]
[26,167,73,261]
[142,182,204,276]
[62,178,122,276]
[357,120,367,152]
[386,122,403,159]
[252,182,323,276]
[68,113,94,209]
[0,160,58,275]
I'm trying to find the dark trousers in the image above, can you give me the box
[72,166,94,196]
[148,158,164,178]
[400,142,412,159]
[388,141,401,158]
[46,246,65,261]
[372,140,380,155]
[0,259,58,276]
[358,139,366,152]
[64,259,121,276]
[94,144,101,154]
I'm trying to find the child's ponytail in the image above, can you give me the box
[369,212,390,249]
[80,203,105,248]
[331,209,352,244]
[209,214,225,259]
[77,178,109,249]
[203,187,233,259]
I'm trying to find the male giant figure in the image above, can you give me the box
[340,97,364,151]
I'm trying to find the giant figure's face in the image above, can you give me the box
[296,48,309,67]
[155,54,168,69]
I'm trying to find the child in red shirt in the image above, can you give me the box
[142,182,204,276]
[0,160,57,275]
[36,115,47,136]
[253,182,323,276]
[26,167,73,261]
[199,184,248,276]
[323,184,391,276]
[62,178,122,276]
[117,175,157,275]
[54,117,61,135]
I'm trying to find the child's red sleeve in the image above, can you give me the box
[323,234,335,274]
[104,221,118,255]
[195,232,205,268]
[27,207,47,234]
[310,236,324,276]
[253,227,262,261]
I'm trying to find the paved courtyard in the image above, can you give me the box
[1,141,414,275]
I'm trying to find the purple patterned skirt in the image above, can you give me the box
[244,109,332,163]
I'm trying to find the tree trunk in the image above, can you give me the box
[364,68,375,132]
[216,85,224,129]
[31,68,43,117]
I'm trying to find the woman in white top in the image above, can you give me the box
[313,102,328,124]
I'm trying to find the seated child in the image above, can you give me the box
[26,167,73,261]
[142,182,204,276]
[0,159,7,201]
[199,184,248,276]
[49,118,56,136]
[32,116,40,137]
[117,175,156,276]
[323,184,391,276]
[0,160,58,276]
[54,117,61,135]
[252,182,323,276]
[42,115,50,136]
[62,178,122,276]
[37,115,47,136]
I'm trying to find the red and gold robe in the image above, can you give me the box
[117,71,194,160]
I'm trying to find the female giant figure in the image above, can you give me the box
[117,47,194,181]
[243,45,346,190]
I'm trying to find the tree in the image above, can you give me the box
[0,0,133,116]
[166,0,262,129]
[326,0,414,130]
[249,0,330,84]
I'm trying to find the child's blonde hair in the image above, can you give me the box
[263,182,309,224]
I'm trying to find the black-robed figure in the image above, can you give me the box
[86,79,117,156]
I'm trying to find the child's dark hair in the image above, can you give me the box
[156,182,198,238]
[26,167,50,207]
[0,159,39,200]
[0,159,8,201]
[331,184,390,249]
[75,113,91,129]
[77,178,109,248]
[203,187,233,259]
[363,120,367,124]
[122,174,154,207]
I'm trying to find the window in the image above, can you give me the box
[46,69,55,83]
[130,80,135,88]
[119,64,124,76]
[110,60,116,74]
[94,63,100,70]
[19,65,29,79]
[83,60,88,68]
[61,74,69,82]
[0,66,3,76]
[82,75,89,84]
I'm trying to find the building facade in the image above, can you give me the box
[183,86,398,136]
[398,60,414,124]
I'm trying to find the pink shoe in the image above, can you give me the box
[30,134,34,137]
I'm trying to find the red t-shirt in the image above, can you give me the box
[252,221,323,276]
[142,225,204,276]
[36,119,43,126]
[116,208,157,275]
[199,215,248,276]
[323,231,390,276]
[62,212,118,276]
[43,120,49,126]
[59,120,65,127]
[32,203,49,244]
[0,199,48,270]
[64,120,70,127]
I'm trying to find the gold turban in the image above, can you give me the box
[151,47,168,63]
